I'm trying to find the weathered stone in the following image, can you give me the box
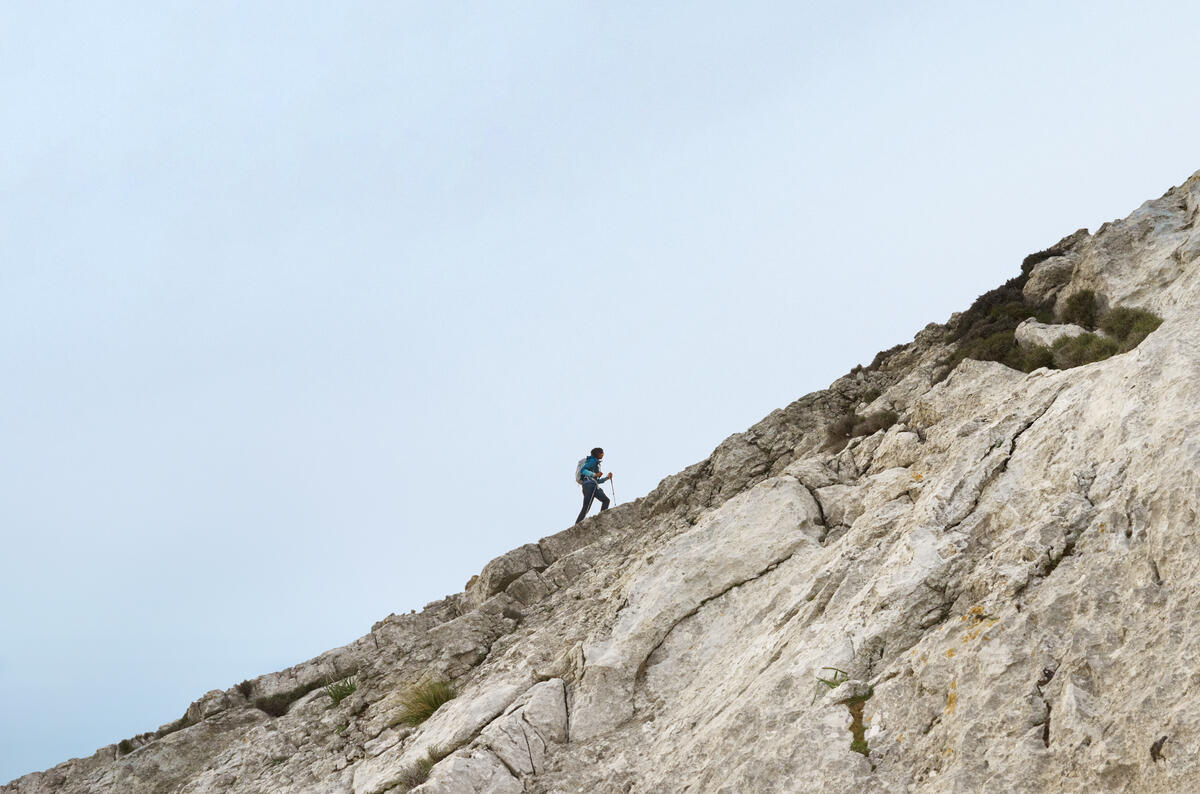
[1014,318,1090,350]
[463,544,548,610]
[504,569,554,606]
[11,169,1200,794]
[1023,253,1079,303]
[410,749,521,794]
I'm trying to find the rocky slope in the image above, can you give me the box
[8,171,1200,793]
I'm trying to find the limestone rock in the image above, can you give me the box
[1014,318,1090,350]
[10,170,1200,794]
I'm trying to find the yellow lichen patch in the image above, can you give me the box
[957,606,1000,643]
[960,618,999,644]
[912,473,924,482]
[944,648,956,658]
[944,681,958,715]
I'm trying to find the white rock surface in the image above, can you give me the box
[7,170,1200,794]
[1014,318,1091,349]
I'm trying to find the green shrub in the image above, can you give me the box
[325,677,357,705]
[1100,307,1163,350]
[955,330,1061,373]
[954,330,1021,369]
[397,680,456,727]
[951,275,1053,344]
[1022,345,1054,371]
[1052,333,1120,369]
[1059,290,1099,329]
[118,739,134,755]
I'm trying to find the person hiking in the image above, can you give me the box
[575,447,613,524]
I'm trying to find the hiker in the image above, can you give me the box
[575,447,613,524]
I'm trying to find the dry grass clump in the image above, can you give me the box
[397,679,456,727]
[826,410,898,450]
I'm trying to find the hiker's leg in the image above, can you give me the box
[576,482,596,524]
[595,486,610,511]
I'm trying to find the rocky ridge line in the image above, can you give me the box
[6,170,1200,793]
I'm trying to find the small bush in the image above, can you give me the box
[1100,307,1162,350]
[1022,345,1054,371]
[955,330,1061,373]
[851,410,898,437]
[826,414,857,447]
[236,680,253,698]
[951,277,1052,343]
[325,677,357,705]
[1052,333,1120,369]
[1059,290,1099,329]
[826,410,898,450]
[397,680,456,727]
[866,343,905,372]
[154,712,193,739]
[954,330,1021,369]
[118,739,134,755]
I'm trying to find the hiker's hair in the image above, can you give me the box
[591,447,604,457]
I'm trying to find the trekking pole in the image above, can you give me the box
[609,474,616,503]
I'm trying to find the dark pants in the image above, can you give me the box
[576,480,610,524]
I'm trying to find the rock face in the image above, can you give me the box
[7,171,1200,793]
[1014,318,1090,350]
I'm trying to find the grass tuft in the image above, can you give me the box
[325,676,357,705]
[397,679,457,727]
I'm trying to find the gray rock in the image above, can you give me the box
[10,169,1200,794]
[1014,318,1090,350]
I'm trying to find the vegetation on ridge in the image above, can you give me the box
[950,276,1162,374]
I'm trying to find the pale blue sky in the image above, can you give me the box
[3,1,1199,783]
